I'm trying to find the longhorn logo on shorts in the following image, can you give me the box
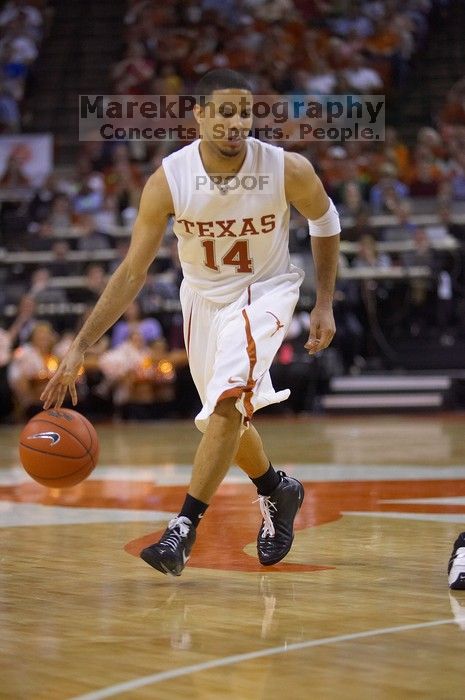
[266,311,284,337]
[27,431,61,446]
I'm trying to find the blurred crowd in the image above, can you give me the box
[0,0,49,133]
[1,0,465,422]
[116,0,434,96]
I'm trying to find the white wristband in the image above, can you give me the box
[308,198,341,237]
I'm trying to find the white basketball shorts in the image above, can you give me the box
[180,266,304,432]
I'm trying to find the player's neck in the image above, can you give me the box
[198,140,248,177]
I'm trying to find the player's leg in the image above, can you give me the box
[235,422,304,566]
[140,396,242,576]
[189,396,242,503]
[235,423,269,478]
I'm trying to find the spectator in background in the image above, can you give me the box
[383,126,410,182]
[99,329,176,420]
[93,194,120,233]
[112,42,154,93]
[7,321,61,419]
[354,233,391,269]
[439,76,465,126]
[0,1,43,37]
[48,192,74,230]
[80,263,107,305]
[27,174,59,224]
[74,173,105,215]
[12,293,37,344]
[343,52,383,93]
[75,214,110,252]
[111,299,163,348]
[0,299,38,419]
[49,240,80,277]
[104,144,144,218]
[402,227,436,338]
[0,151,30,186]
[0,79,20,132]
[369,163,409,214]
[27,219,55,251]
[28,267,68,305]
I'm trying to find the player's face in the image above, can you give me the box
[195,89,253,158]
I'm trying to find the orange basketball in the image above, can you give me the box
[19,408,99,488]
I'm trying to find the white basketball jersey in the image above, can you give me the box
[162,138,292,304]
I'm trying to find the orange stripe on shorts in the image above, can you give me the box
[241,308,257,422]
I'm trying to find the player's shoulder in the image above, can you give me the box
[284,151,317,189]
[248,137,283,158]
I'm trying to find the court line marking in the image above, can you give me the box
[70,616,464,700]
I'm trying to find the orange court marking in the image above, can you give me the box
[3,476,465,572]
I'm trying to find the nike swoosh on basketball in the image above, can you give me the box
[27,431,61,446]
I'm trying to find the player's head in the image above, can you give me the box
[194,69,253,158]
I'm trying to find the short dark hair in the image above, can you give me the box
[195,69,252,100]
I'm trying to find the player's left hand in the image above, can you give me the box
[305,305,336,355]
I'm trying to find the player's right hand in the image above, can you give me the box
[40,346,84,409]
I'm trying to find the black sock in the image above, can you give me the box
[251,463,281,496]
[179,493,209,528]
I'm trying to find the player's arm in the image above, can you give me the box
[41,166,174,409]
[284,151,341,355]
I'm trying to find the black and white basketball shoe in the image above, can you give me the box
[140,516,196,576]
[256,471,304,566]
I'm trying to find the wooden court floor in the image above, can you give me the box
[2,414,465,699]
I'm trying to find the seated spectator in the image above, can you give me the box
[0,1,43,38]
[439,76,465,126]
[99,330,176,420]
[0,305,31,419]
[48,192,74,230]
[0,151,30,186]
[73,174,105,215]
[339,181,366,218]
[343,53,383,93]
[93,194,120,233]
[445,150,465,202]
[12,293,37,344]
[112,42,154,93]
[353,233,391,269]
[0,79,20,132]
[383,126,410,182]
[402,227,434,269]
[111,299,163,348]
[369,163,409,214]
[75,214,110,252]
[48,240,80,278]
[76,263,107,305]
[28,174,59,224]
[29,267,68,305]
[103,144,144,216]
[27,219,55,251]
[7,321,63,419]
[408,156,443,198]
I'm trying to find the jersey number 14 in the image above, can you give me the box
[201,239,253,273]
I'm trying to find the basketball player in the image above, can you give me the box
[41,69,341,576]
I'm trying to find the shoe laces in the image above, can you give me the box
[162,516,192,552]
[254,496,277,538]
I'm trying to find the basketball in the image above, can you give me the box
[19,408,99,488]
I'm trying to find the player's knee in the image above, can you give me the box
[214,396,241,421]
